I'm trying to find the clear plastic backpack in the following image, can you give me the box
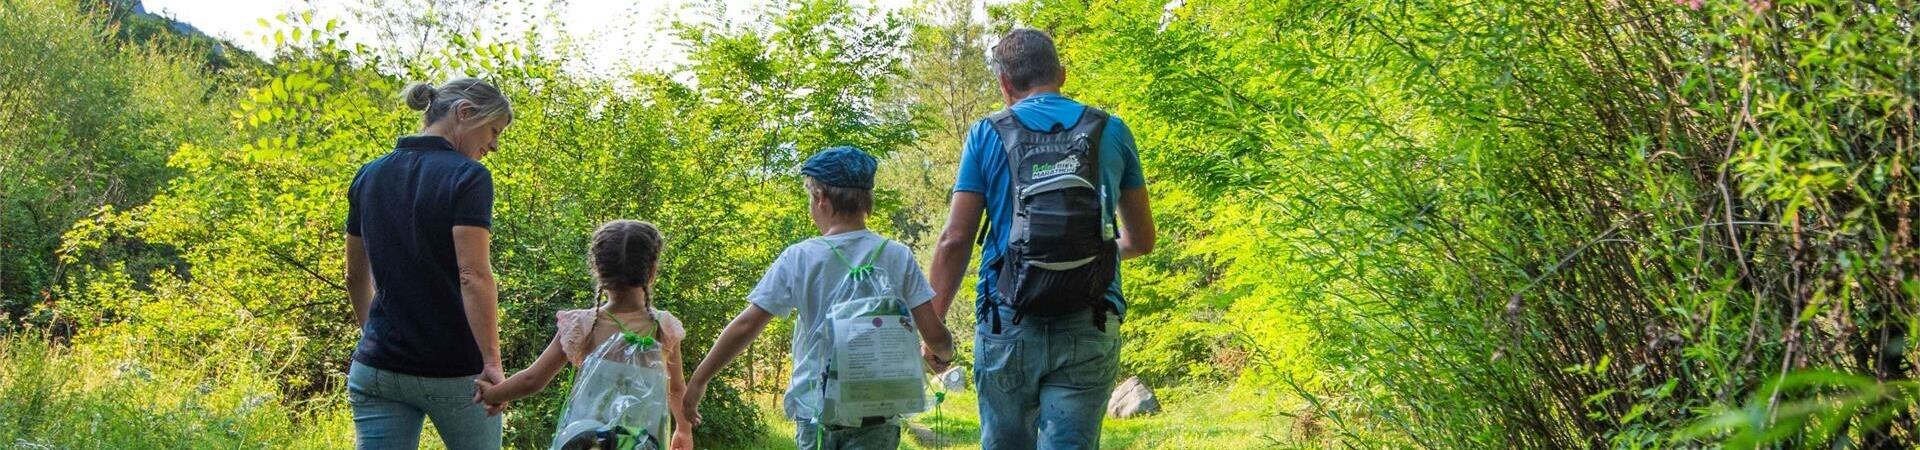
[551,312,671,450]
[792,238,931,428]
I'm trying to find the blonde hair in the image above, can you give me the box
[402,78,513,126]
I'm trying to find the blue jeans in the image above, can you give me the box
[347,361,502,450]
[796,421,902,450]
[974,312,1122,450]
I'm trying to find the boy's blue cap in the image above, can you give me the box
[800,146,877,190]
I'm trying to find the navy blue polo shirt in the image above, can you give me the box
[346,135,494,378]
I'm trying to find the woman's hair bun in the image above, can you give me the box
[403,82,438,111]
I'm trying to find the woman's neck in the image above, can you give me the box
[417,122,453,141]
[603,288,650,314]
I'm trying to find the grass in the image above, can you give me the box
[0,333,360,449]
[740,381,1297,450]
[2,333,1295,449]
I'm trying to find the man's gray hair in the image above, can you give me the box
[991,28,1064,92]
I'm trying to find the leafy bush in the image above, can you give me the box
[0,0,232,330]
[1010,0,1917,447]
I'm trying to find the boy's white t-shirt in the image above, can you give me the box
[747,229,935,421]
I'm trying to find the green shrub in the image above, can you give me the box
[0,0,231,329]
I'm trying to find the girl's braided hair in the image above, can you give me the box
[589,220,664,306]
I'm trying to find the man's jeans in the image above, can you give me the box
[796,421,902,450]
[348,361,502,450]
[975,312,1122,450]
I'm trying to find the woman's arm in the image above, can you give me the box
[476,335,568,406]
[345,235,375,326]
[453,225,505,386]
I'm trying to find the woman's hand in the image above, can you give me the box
[472,373,510,415]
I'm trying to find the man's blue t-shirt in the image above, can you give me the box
[953,93,1146,321]
[346,135,495,378]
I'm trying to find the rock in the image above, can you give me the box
[907,423,941,446]
[1106,377,1160,418]
[935,367,968,391]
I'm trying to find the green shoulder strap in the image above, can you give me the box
[815,237,890,277]
[599,308,658,349]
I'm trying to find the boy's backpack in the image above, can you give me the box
[552,312,670,450]
[985,107,1119,327]
[793,238,929,428]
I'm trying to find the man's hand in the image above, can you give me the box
[922,342,953,374]
[682,380,708,427]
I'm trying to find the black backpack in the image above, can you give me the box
[984,106,1119,328]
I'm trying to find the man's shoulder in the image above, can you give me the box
[964,116,999,141]
[1102,114,1133,144]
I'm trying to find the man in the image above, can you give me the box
[926,28,1156,449]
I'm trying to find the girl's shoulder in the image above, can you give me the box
[652,309,687,347]
[555,308,600,367]
[555,308,600,327]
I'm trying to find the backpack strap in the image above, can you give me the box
[813,237,889,277]
[1067,106,1112,188]
[978,111,1022,248]
[981,111,1023,334]
[1073,107,1119,240]
[985,109,1031,185]
[599,308,658,349]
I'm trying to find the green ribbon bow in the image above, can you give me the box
[602,310,656,350]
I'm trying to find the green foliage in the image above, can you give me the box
[883,0,999,250]
[9,0,1918,448]
[0,333,355,448]
[45,0,921,447]
[1008,0,1917,447]
[91,0,266,72]
[0,0,232,331]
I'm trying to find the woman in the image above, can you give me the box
[343,78,513,450]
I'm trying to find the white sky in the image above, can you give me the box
[141,0,931,76]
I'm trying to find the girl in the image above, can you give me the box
[475,220,695,450]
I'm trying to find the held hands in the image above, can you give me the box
[922,342,953,374]
[682,380,709,427]
[472,363,509,416]
[671,425,695,450]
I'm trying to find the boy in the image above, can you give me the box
[684,146,957,449]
